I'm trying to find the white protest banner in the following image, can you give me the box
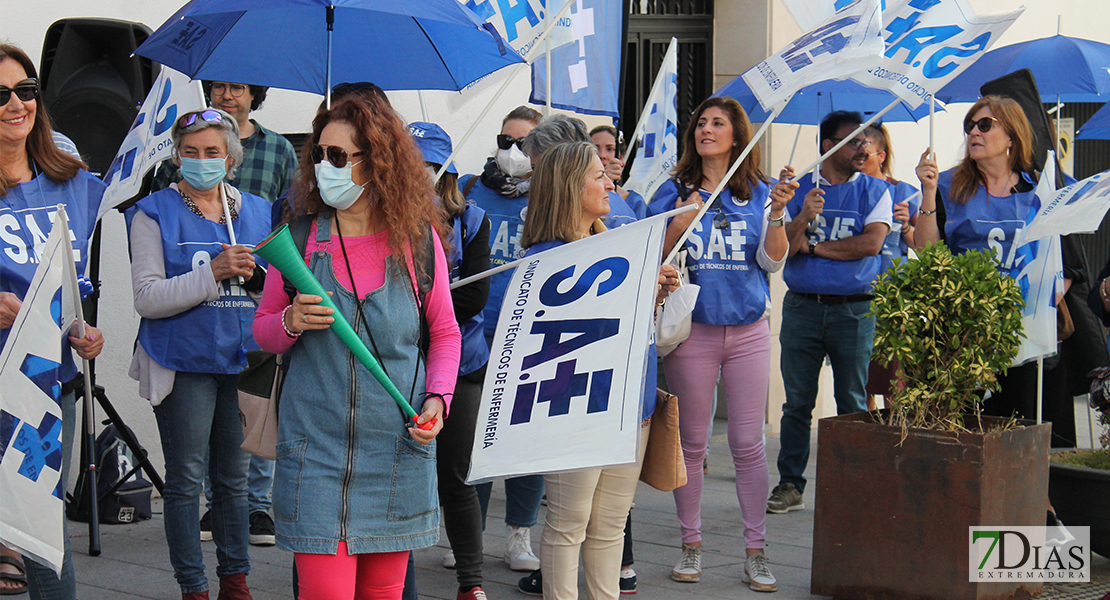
[461,0,575,63]
[467,213,669,483]
[742,0,884,113]
[1024,170,1110,241]
[851,0,1024,109]
[100,67,205,219]
[0,207,81,575]
[782,0,854,31]
[624,38,679,202]
[1008,155,1062,366]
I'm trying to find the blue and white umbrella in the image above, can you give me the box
[135,0,523,96]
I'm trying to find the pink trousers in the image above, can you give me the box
[664,320,771,549]
[294,542,409,600]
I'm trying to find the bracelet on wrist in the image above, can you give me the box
[1101,280,1109,302]
[919,208,937,216]
[281,305,302,339]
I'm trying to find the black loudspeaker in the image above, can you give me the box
[39,19,158,176]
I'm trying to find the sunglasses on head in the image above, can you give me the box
[177,109,225,129]
[496,134,525,151]
[0,78,39,105]
[965,116,1002,135]
[312,144,365,168]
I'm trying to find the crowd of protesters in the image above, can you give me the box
[2,34,1098,600]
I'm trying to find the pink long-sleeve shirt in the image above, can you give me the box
[253,222,461,413]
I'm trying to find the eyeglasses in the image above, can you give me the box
[177,109,225,129]
[830,137,872,151]
[312,144,365,168]
[496,134,525,151]
[210,82,248,98]
[0,79,39,105]
[713,211,730,230]
[964,116,1002,135]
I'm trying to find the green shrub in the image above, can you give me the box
[870,242,1025,432]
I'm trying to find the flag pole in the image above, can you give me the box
[545,37,552,117]
[788,123,803,166]
[663,100,787,266]
[793,97,901,181]
[56,206,101,556]
[435,0,575,183]
[450,204,698,289]
[929,95,935,154]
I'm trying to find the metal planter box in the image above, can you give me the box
[810,411,1051,600]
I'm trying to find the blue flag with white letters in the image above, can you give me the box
[529,0,621,118]
[0,207,81,575]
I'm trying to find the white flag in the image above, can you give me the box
[0,206,81,575]
[624,38,679,202]
[1023,169,1110,242]
[1009,155,1061,366]
[742,0,884,113]
[851,0,1024,109]
[782,0,849,31]
[100,67,205,219]
[467,214,669,483]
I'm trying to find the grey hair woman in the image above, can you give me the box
[128,107,274,599]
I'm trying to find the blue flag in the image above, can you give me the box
[624,38,679,201]
[529,0,621,118]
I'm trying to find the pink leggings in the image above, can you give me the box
[294,542,409,600]
[664,320,770,549]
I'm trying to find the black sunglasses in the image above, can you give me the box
[312,144,365,168]
[965,116,1002,135]
[0,78,39,105]
[496,134,525,151]
[177,109,225,129]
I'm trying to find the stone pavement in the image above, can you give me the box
[46,422,1110,599]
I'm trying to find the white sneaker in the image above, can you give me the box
[504,526,541,571]
[671,544,702,583]
[442,550,456,569]
[742,551,778,592]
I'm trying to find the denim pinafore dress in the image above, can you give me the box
[273,213,439,554]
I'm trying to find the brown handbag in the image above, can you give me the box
[1057,297,1075,341]
[639,389,688,492]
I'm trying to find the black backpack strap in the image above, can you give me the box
[462,174,480,198]
[283,216,313,303]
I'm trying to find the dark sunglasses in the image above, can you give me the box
[177,109,225,129]
[312,144,365,168]
[496,134,525,151]
[713,211,731,230]
[0,78,39,105]
[964,116,1002,135]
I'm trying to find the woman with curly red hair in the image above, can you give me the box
[252,93,461,600]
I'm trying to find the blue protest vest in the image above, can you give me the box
[135,187,271,374]
[938,169,1037,274]
[878,180,921,275]
[649,180,773,326]
[604,190,640,230]
[525,239,656,419]
[784,174,890,295]
[449,202,491,376]
[461,174,530,341]
[0,170,103,383]
[624,190,648,220]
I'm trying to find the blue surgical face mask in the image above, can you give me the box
[315,161,366,210]
[179,156,228,190]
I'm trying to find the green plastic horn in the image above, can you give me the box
[254,224,432,429]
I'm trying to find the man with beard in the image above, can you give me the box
[768,111,892,515]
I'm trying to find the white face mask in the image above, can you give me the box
[315,162,366,210]
[495,145,532,178]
